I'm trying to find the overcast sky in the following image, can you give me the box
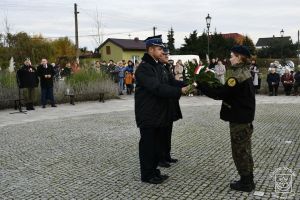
[0,0,299,51]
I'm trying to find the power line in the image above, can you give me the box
[30,29,153,40]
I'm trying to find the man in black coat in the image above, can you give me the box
[17,58,39,110]
[135,35,190,184]
[37,58,57,108]
[158,47,186,168]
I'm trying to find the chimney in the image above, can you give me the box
[134,37,139,41]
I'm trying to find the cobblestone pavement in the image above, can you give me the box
[0,96,299,199]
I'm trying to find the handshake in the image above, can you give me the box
[181,83,198,95]
[44,74,52,78]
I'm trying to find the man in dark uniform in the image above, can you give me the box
[198,46,256,192]
[135,35,190,184]
[37,58,57,108]
[158,47,186,168]
[17,58,39,110]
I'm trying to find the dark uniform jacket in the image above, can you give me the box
[199,63,255,123]
[162,63,186,122]
[17,65,39,88]
[135,53,182,128]
[37,64,55,88]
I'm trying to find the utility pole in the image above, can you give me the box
[74,3,80,64]
[153,26,157,36]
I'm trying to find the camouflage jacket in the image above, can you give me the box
[199,63,255,123]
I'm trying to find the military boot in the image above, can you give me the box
[230,174,255,192]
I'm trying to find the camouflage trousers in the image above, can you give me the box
[229,122,254,176]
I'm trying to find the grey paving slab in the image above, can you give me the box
[0,95,299,199]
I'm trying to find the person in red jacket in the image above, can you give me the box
[281,69,294,96]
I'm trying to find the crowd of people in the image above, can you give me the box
[15,50,300,111]
[266,65,300,96]
[93,59,139,95]
[202,58,300,96]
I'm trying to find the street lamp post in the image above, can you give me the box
[297,30,300,66]
[280,29,284,60]
[205,14,211,58]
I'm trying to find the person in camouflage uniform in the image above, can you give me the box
[198,45,256,192]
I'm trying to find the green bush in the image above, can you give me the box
[66,69,108,86]
[0,69,118,109]
[0,71,17,88]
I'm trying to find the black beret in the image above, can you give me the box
[231,45,251,58]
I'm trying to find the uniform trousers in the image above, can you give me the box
[41,87,55,106]
[139,127,165,180]
[159,123,173,162]
[229,122,254,176]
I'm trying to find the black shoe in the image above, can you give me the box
[42,105,46,108]
[159,174,169,181]
[51,104,57,107]
[28,103,35,110]
[142,176,165,184]
[230,175,255,192]
[158,161,171,168]
[154,169,169,180]
[166,158,178,163]
[230,180,255,192]
[26,103,31,110]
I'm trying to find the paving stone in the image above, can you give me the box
[0,97,299,199]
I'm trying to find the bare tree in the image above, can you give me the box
[3,14,12,47]
[93,8,104,47]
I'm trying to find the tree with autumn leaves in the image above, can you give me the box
[0,32,76,69]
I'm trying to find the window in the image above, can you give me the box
[106,46,111,55]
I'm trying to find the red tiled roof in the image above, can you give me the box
[221,33,244,40]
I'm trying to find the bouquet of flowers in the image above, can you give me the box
[185,61,223,89]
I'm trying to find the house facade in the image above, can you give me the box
[98,38,146,63]
[256,36,292,49]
